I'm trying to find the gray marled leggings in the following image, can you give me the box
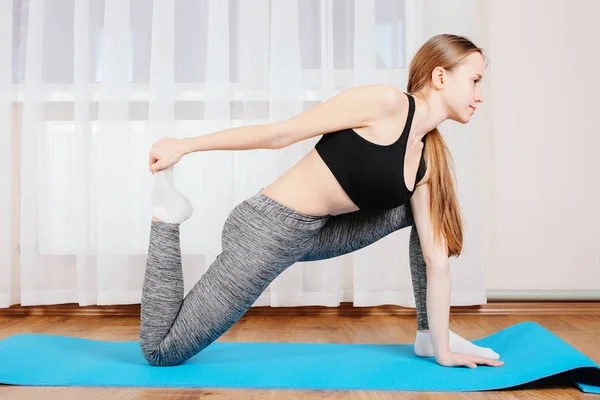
[140,191,428,366]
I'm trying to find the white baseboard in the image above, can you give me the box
[487,290,600,301]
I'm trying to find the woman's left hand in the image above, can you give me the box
[149,137,188,173]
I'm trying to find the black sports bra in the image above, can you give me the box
[314,92,427,210]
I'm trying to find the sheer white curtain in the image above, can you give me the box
[0,0,488,308]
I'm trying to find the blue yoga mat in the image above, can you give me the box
[0,321,599,393]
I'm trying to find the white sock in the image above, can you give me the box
[151,166,193,225]
[414,329,500,359]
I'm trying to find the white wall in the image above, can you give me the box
[485,0,600,294]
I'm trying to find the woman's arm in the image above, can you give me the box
[182,84,402,153]
[149,124,279,172]
[149,85,403,172]
[409,183,504,369]
[271,84,401,149]
[181,124,279,153]
[409,183,451,360]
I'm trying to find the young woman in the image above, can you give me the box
[143,34,504,370]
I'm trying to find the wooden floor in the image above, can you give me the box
[0,311,599,399]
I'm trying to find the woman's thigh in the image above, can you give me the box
[300,203,414,262]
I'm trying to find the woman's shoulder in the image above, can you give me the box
[349,84,408,115]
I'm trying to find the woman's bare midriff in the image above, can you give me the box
[259,149,359,217]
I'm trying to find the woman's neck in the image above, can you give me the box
[410,91,449,140]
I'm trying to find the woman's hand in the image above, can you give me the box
[436,351,504,369]
[149,137,188,173]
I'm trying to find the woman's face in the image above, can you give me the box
[442,52,486,124]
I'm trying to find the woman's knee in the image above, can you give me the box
[141,343,187,367]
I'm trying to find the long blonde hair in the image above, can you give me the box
[407,34,487,258]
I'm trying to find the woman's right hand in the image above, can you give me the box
[436,351,505,369]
